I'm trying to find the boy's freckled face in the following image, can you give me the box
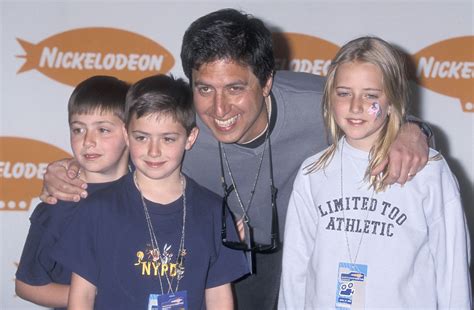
[126,113,198,184]
[69,112,128,182]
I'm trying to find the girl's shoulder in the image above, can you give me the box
[297,145,339,178]
[416,148,450,178]
[403,148,460,201]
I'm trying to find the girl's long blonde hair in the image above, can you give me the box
[306,36,409,192]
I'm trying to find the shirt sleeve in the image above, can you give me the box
[278,171,318,309]
[205,203,249,288]
[16,205,53,285]
[50,199,101,287]
[428,166,471,309]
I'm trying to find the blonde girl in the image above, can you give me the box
[279,36,471,309]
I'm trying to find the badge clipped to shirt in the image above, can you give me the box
[335,262,368,309]
[148,291,188,310]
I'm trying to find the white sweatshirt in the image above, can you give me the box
[279,139,471,309]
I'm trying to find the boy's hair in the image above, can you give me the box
[307,36,408,192]
[68,75,129,123]
[125,74,195,134]
[180,8,274,86]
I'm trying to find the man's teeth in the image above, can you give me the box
[215,115,238,127]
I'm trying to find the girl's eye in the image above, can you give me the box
[336,91,350,97]
[99,128,111,134]
[366,94,379,100]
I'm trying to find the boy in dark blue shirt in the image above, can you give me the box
[52,75,248,309]
[15,76,130,309]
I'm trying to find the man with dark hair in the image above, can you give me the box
[178,9,430,309]
[41,8,431,309]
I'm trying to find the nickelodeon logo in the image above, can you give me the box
[273,33,472,112]
[0,137,71,211]
[413,36,473,112]
[16,27,175,87]
[272,32,339,76]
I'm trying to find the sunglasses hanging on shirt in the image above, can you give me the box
[218,131,280,257]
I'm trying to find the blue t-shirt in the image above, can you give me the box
[52,173,248,309]
[16,181,116,310]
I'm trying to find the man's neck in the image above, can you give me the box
[238,93,277,149]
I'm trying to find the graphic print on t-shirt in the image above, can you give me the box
[133,243,185,280]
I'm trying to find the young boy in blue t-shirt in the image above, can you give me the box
[15,76,130,309]
[52,75,248,309]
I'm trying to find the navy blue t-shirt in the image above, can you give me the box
[52,173,248,309]
[16,181,117,309]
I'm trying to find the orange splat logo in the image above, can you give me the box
[16,27,175,87]
[272,32,339,76]
[412,36,474,112]
[0,137,71,211]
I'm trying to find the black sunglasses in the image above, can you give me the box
[219,137,280,253]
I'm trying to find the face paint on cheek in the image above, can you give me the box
[367,102,382,119]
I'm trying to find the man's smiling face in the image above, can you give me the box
[192,59,273,144]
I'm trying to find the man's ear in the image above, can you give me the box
[262,74,274,97]
[185,127,200,150]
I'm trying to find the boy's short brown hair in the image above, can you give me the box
[125,74,196,134]
[68,76,130,123]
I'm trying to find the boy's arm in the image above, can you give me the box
[372,122,429,185]
[15,279,69,308]
[205,283,233,310]
[68,272,96,310]
[40,158,87,204]
[15,204,69,307]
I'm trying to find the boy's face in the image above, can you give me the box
[191,59,272,144]
[126,113,198,185]
[69,112,128,183]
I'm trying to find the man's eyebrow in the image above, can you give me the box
[193,80,248,87]
[227,81,248,86]
[193,80,208,86]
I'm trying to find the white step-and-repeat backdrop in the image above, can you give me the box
[1,0,472,308]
